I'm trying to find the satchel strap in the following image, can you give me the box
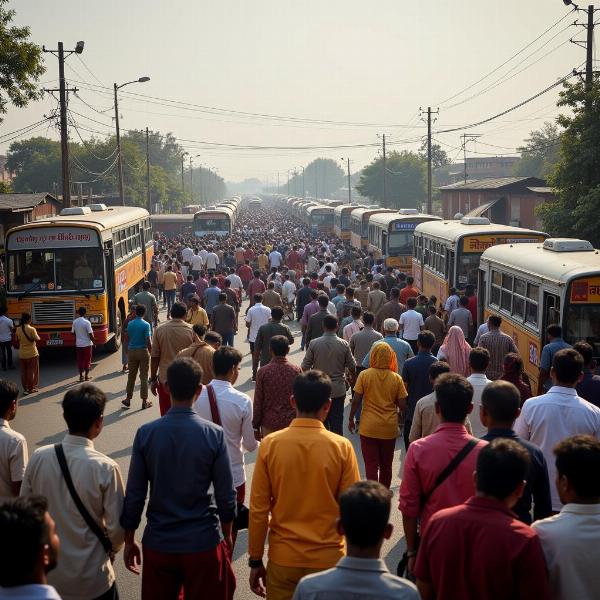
[54,444,113,554]
[207,384,222,426]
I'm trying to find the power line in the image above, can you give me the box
[74,55,106,87]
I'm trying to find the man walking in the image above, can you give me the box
[374,287,405,333]
[122,305,153,410]
[253,306,294,373]
[121,358,236,600]
[133,282,158,331]
[0,379,27,497]
[537,324,571,395]
[0,307,14,371]
[246,294,271,379]
[362,318,413,373]
[248,371,359,600]
[177,324,215,384]
[477,315,518,380]
[71,307,94,382]
[399,297,424,355]
[211,293,237,347]
[305,295,331,347]
[21,385,125,600]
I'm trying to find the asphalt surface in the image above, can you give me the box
[12,300,407,599]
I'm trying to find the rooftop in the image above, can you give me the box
[439,177,546,191]
[0,193,60,212]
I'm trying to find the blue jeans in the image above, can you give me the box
[221,331,235,346]
[164,290,176,314]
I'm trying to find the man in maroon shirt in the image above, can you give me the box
[237,260,254,291]
[286,245,303,271]
[415,438,551,600]
[247,270,266,306]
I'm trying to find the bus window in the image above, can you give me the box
[490,270,501,306]
[388,230,413,256]
[458,253,480,289]
[565,304,600,351]
[526,283,539,328]
[501,273,513,312]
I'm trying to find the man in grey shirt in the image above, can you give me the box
[293,481,418,600]
[301,314,356,435]
[447,295,473,342]
[349,312,382,369]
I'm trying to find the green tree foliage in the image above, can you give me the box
[513,122,561,179]
[6,137,61,193]
[419,141,450,169]
[356,151,426,209]
[0,180,11,193]
[537,80,600,246]
[281,158,345,198]
[0,0,45,121]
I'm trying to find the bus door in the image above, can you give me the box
[104,244,118,336]
[447,250,455,288]
[381,230,388,258]
[140,225,148,273]
[477,268,487,325]
[542,292,561,343]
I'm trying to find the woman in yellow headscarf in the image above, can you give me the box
[348,343,407,488]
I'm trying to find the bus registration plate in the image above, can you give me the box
[47,338,63,346]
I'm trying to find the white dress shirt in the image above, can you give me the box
[0,418,28,496]
[532,503,600,600]
[194,379,259,487]
[466,373,492,438]
[181,246,194,264]
[514,386,600,510]
[0,584,63,599]
[281,280,296,303]
[226,273,243,290]
[191,254,204,271]
[245,302,271,343]
[399,310,424,341]
[20,435,125,600]
[205,252,219,270]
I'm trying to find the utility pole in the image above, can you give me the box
[585,4,595,91]
[199,166,203,205]
[341,158,352,204]
[421,107,439,214]
[181,152,187,200]
[315,161,318,200]
[113,84,125,206]
[146,127,151,213]
[189,156,194,203]
[302,166,305,199]
[379,134,387,208]
[461,133,482,184]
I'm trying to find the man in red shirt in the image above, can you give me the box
[247,271,266,306]
[286,245,303,271]
[237,260,254,291]
[399,373,487,575]
[399,276,419,305]
[415,438,551,600]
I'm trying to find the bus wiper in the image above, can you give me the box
[17,281,41,301]
[74,287,91,299]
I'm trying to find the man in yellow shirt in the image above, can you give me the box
[248,370,360,600]
[185,296,209,327]
[162,265,178,317]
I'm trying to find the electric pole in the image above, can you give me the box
[189,156,193,203]
[181,152,187,200]
[302,166,305,199]
[315,161,318,200]
[146,127,151,213]
[382,134,387,208]
[586,5,594,90]
[461,134,482,184]
[341,158,352,204]
[421,107,439,214]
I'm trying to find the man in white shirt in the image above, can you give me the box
[0,495,62,599]
[245,294,271,378]
[194,346,258,548]
[466,347,492,438]
[205,247,219,272]
[190,249,204,277]
[281,273,297,321]
[71,307,94,382]
[21,385,125,600]
[181,245,194,265]
[226,268,243,292]
[444,288,460,315]
[399,297,424,354]
[0,307,14,370]
[532,435,600,600]
[514,348,600,511]
[269,248,282,270]
[199,246,209,264]
[0,379,27,497]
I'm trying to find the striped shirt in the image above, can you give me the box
[478,329,518,380]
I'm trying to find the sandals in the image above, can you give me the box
[121,399,131,409]
[142,400,153,410]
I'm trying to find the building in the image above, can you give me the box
[436,156,521,186]
[0,193,63,249]
[439,177,554,230]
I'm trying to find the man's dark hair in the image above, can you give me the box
[186,275,193,282]
[254,293,264,303]
[407,297,417,309]
[417,330,435,350]
[167,357,202,402]
[0,379,19,416]
[142,281,151,290]
[0,495,50,587]
[267,306,282,321]
[302,278,310,286]
[429,360,451,381]
[481,380,521,424]
[435,373,473,422]
[339,481,392,548]
[547,324,562,339]
[336,284,345,295]
[318,295,329,308]
[135,304,146,317]
[459,295,469,307]
[469,347,490,372]
[476,438,530,500]
[78,306,86,316]
[406,276,414,285]
[362,311,375,326]
[553,348,583,385]
[213,346,242,376]
[204,331,222,345]
[224,279,231,288]
[62,384,106,433]
[170,302,187,319]
[554,435,600,499]
[428,305,437,315]
[351,306,362,319]
[323,314,338,331]
[309,290,319,300]
[573,341,594,367]
[488,315,502,328]
[218,292,227,302]
[253,270,261,278]
[270,335,290,357]
[192,324,207,338]
[345,287,355,298]
[372,281,380,290]
[292,370,332,413]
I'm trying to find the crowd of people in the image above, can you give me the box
[1,200,600,600]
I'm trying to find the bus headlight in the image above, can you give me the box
[88,314,104,324]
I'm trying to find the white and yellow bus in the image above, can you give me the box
[333,204,364,240]
[6,204,153,352]
[367,210,442,271]
[412,217,547,306]
[350,207,395,250]
[478,238,600,391]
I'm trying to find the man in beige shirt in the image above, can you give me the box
[0,379,27,497]
[21,384,125,600]
[354,280,370,308]
[151,301,196,415]
[177,324,215,384]
[262,282,283,309]
[367,281,386,316]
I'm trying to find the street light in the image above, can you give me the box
[114,76,151,205]
[180,151,188,197]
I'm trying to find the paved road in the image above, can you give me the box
[11,300,407,599]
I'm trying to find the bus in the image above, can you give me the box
[306,205,334,235]
[5,204,153,352]
[334,204,364,240]
[367,210,442,271]
[193,206,235,237]
[182,204,201,214]
[247,197,263,210]
[412,217,547,306]
[150,213,194,237]
[350,207,395,250]
[478,238,600,391]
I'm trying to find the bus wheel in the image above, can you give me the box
[105,311,122,353]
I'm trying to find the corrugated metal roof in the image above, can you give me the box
[0,193,58,211]
[440,177,545,191]
[527,187,554,194]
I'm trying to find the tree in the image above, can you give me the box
[0,180,11,193]
[513,122,561,179]
[356,151,426,209]
[419,141,450,169]
[537,79,600,246]
[7,137,61,193]
[282,158,345,198]
[0,0,45,121]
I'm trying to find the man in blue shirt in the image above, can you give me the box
[538,324,571,395]
[401,330,437,450]
[203,277,222,317]
[574,341,600,407]
[121,357,236,600]
[123,305,152,410]
[362,318,414,372]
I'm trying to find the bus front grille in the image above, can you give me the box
[32,301,75,325]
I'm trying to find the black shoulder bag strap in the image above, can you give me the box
[54,443,113,554]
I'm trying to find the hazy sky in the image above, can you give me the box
[1,0,586,182]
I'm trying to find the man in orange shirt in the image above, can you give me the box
[248,370,360,600]
[399,276,419,305]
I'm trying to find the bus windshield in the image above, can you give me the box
[341,214,352,229]
[8,247,105,292]
[194,218,229,231]
[311,213,333,225]
[388,231,414,256]
[564,304,600,353]
[458,253,480,289]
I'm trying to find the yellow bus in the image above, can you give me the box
[334,204,364,240]
[193,206,235,237]
[412,217,547,306]
[478,238,600,391]
[150,214,194,237]
[305,205,334,235]
[350,207,395,250]
[6,204,153,352]
[367,210,442,271]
